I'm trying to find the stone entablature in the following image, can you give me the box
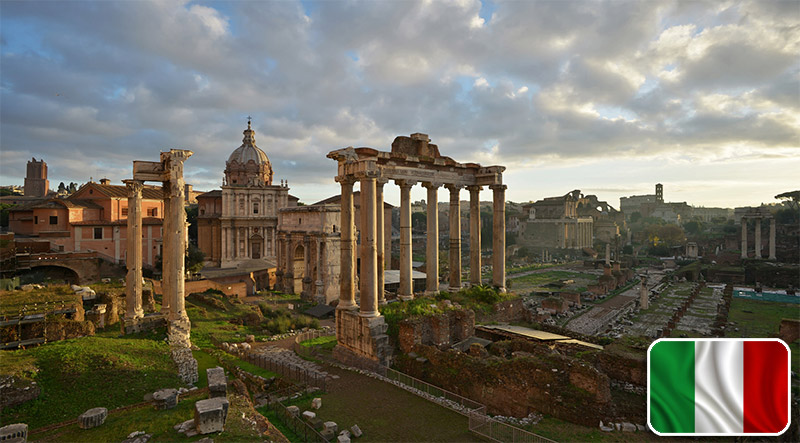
[328,133,506,367]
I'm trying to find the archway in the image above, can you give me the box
[20,265,80,285]
[250,233,263,259]
[293,244,305,294]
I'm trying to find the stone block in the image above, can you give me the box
[78,407,108,429]
[311,397,322,409]
[194,398,228,435]
[337,434,351,443]
[285,405,300,418]
[321,429,336,441]
[302,410,316,420]
[308,417,324,431]
[207,367,227,398]
[152,388,178,410]
[0,423,28,442]
[622,422,636,432]
[350,424,362,438]
[245,334,255,343]
[323,421,338,433]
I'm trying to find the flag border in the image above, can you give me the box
[647,337,791,437]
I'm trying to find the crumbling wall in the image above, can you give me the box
[476,298,530,323]
[398,309,475,354]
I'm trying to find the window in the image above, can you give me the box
[147,208,157,217]
[34,216,38,224]
[122,208,128,216]
[94,227,103,239]
[253,203,259,214]
[49,216,58,225]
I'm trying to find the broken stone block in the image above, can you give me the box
[194,398,228,435]
[302,410,316,420]
[622,422,636,432]
[78,407,108,429]
[152,388,178,410]
[308,417,324,431]
[121,431,151,443]
[245,334,255,343]
[311,397,322,409]
[337,435,351,443]
[0,423,28,442]
[323,421,338,433]
[350,424,362,438]
[285,405,300,417]
[207,367,227,398]
[321,429,336,441]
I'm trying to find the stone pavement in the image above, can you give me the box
[248,345,337,381]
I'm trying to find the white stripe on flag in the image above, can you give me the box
[694,340,744,433]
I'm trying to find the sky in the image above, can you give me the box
[1,0,798,209]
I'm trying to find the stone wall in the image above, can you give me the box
[334,309,392,367]
[398,309,474,354]
[398,344,612,426]
[476,298,530,323]
[151,278,249,299]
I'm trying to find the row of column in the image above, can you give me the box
[222,226,275,261]
[741,217,776,260]
[338,175,506,317]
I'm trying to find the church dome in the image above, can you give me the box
[224,119,273,186]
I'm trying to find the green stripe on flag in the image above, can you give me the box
[650,340,695,433]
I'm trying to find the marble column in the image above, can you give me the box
[769,218,776,260]
[741,218,748,259]
[605,243,610,265]
[337,178,357,309]
[490,184,506,291]
[446,185,461,291]
[424,182,440,294]
[376,179,387,305]
[161,185,172,316]
[303,236,312,297]
[359,176,379,317]
[316,239,325,299]
[468,185,482,286]
[124,180,144,320]
[397,180,414,300]
[640,279,649,310]
[164,152,191,324]
[754,217,762,259]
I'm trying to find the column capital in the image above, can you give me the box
[489,184,507,191]
[123,179,144,193]
[395,179,416,189]
[422,181,442,189]
[466,185,482,192]
[445,184,462,192]
[335,175,357,185]
[377,177,389,186]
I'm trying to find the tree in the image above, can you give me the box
[185,206,198,244]
[684,220,702,235]
[186,243,205,273]
[0,203,15,227]
[630,211,642,223]
[411,212,426,231]
[775,190,799,211]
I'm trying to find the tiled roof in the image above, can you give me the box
[197,190,222,198]
[73,182,164,200]
[313,192,394,208]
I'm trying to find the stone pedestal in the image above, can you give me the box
[152,388,178,410]
[207,367,227,398]
[194,398,229,434]
[334,309,392,368]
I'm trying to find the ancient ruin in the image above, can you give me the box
[124,149,198,383]
[740,208,776,260]
[327,133,506,367]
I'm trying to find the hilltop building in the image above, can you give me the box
[620,184,691,223]
[24,158,49,197]
[520,190,593,250]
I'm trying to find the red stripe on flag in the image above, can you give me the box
[743,341,789,433]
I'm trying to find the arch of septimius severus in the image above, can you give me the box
[327,133,506,367]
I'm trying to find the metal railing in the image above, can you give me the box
[265,387,329,442]
[469,405,556,443]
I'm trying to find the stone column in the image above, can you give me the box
[285,237,294,292]
[124,180,144,320]
[359,176,379,317]
[605,243,610,265]
[337,177,357,309]
[468,186,482,286]
[161,185,171,316]
[741,218,748,259]
[640,279,649,310]
[446,185,461,291]
[769,218,776,260]
[376,179,387,305]
[164,152,191,325]
[397,180,414,300]
[490,184,506,291]
[424,182,440,294]
[754,217,762,259]
[303,236,312,298]
[316,239,325,299]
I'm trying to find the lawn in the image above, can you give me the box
[509,270,598,294]
[725,297,800,373]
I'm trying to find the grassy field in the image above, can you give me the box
[725,297,800,373]
[509,270,598,294]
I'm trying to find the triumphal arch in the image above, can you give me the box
[327,133,506,367]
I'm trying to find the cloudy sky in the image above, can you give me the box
[1,0,798,209]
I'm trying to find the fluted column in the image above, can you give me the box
[164,151,192,324]
[397,180,414,300]
[754,217,762,259]
[446,185,461,291]
[359,176,379,317]
[337,177,357,309]
[769,218,776,260]
[490,184,506,291]
[161,185,171,316]
[124,180,144,320]
[376,179,387,305]
[468,185,482,286]
[741,218,748,259]
[424,182,440,294]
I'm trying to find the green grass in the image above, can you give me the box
[205,348,278,379]
[1,336,185,429]
[299,335,337,350]
[509,270,598,294]
[0,284,82,315]
[725,298,797,338]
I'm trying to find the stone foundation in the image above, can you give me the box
[398,309,474,353]
[334,309,392,368]
[171,347,199,385]
[124,313,166,334]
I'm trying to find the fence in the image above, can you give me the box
[379,366,555,443]
[265,387,329,442]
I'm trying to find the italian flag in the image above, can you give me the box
[648,338,790,435]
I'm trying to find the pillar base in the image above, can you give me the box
[336,301,359,311]
[335,309,392,367]
[358,310,380,318]
[397,294,414,301]
[448,285,462,293]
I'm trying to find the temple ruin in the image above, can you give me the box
[124,149,198,384]
[327,133,506,367]
[740,208,776,260]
